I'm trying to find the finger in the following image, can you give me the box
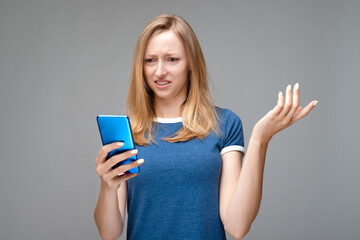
[283,83,300,123]
[267,91,284,119]
[112,158,144,178]
[97,149,139,177]
[111,173,139,186]
[292,100,318,122]
[102,158,142,182]
[293,83,300,108]
[104,173,139,189]
[277,84,293,119]
[95,142,124,165]
[104,149,139,171]
[120,173,139,182]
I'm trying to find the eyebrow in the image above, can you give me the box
[144,52,180,57]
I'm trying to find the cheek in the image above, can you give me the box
[173,64,189,78]
[144,67,149,77]
[143,67,152,83]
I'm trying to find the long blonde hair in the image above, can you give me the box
[126,14,219,146]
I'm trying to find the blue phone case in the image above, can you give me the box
[96,115,140,174]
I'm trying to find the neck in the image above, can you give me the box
[154,96,185,118]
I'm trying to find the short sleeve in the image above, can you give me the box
[220,110,245,155]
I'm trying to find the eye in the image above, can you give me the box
[169,57,179,62]
[144,58,156,64]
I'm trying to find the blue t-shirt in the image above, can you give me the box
[126,108,245,240]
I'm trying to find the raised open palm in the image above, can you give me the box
[253,83,318,143]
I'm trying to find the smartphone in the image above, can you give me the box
[96,115,139,174]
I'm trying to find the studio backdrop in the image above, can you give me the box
[0,0,359,239]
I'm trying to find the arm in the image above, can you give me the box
[220,134,267,240]
[220,83,318,239]
[93,143,144,240]
[94,181,127,240]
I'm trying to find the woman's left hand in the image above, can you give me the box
[252,83,318,143]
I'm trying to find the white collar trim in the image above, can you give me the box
[154,117,183,123]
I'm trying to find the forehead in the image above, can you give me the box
[145,30,185,55]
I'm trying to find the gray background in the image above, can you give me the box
[0,0,359,239]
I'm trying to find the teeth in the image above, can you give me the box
[157,81,169,85]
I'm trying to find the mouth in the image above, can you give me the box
[155,80,171,86]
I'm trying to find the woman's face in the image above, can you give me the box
[144,30,189,103]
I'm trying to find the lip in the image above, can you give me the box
[154,80,171,89]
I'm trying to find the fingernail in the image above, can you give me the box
[295,83,299,90]
[137,159,144,164]
[287,84,291,91]
[313,100,318,106]
[131,149,138,155]
[278,91,283,97]
[117,142,124,146]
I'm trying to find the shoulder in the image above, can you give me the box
[215,106,245,152]
[215,106,242,125]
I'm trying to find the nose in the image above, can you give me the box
[155,60,167,78]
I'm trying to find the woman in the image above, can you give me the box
[94,14,317,240]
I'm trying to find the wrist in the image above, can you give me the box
[100,180,120,193]
[250,129,271,146]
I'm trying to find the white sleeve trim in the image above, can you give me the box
[220,145,246,155]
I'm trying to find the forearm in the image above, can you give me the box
[225,134,268,238]
[94,182,124,240]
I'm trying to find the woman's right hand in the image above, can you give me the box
[95,142,144,191]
